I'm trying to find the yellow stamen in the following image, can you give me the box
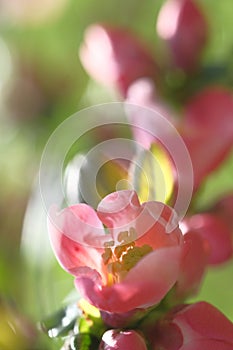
[118,227,137,244]
[104,240,115,247]
[114,242,135,258]
[121,244,153,271]
[101,228,153,286]
[117,230,129,243]
[101,248,112,264]
[107,261,123,274]
[129,227,137,241]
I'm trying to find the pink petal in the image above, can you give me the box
[97,190,183,247]
[49,229,106,279]
[156,0,208,71]
[176,231,209,298]
[97,190,140,221]
[75,246,181,313]
[180,339,233,350]
[48,204,107,277]
[97,190,141,240]
[153,302,233,350]
[135,201,183,249]
[181,302,233,342]
[183,214,233,265]
[49,203,105,244]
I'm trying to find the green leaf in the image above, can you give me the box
[40,303,81,338]
[77,299,106,339]
[64,333,99,350]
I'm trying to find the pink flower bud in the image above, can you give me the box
[99,329,147,350]
[156,0,208,71]
[79,24,157,96]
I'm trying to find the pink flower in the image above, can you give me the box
[48,190,183,313]
[79,24,158,96]
[156,0,208,71]
[152,302,233,349]
[99,329,147,350]
[182,214,233,265]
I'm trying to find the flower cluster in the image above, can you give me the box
[45,0,233,349]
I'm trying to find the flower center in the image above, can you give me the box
[102,227,153,286]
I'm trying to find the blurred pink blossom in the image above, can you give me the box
[156,0,208,71]
[79,24,158,96]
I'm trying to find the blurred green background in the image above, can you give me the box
[0,0,233,348]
